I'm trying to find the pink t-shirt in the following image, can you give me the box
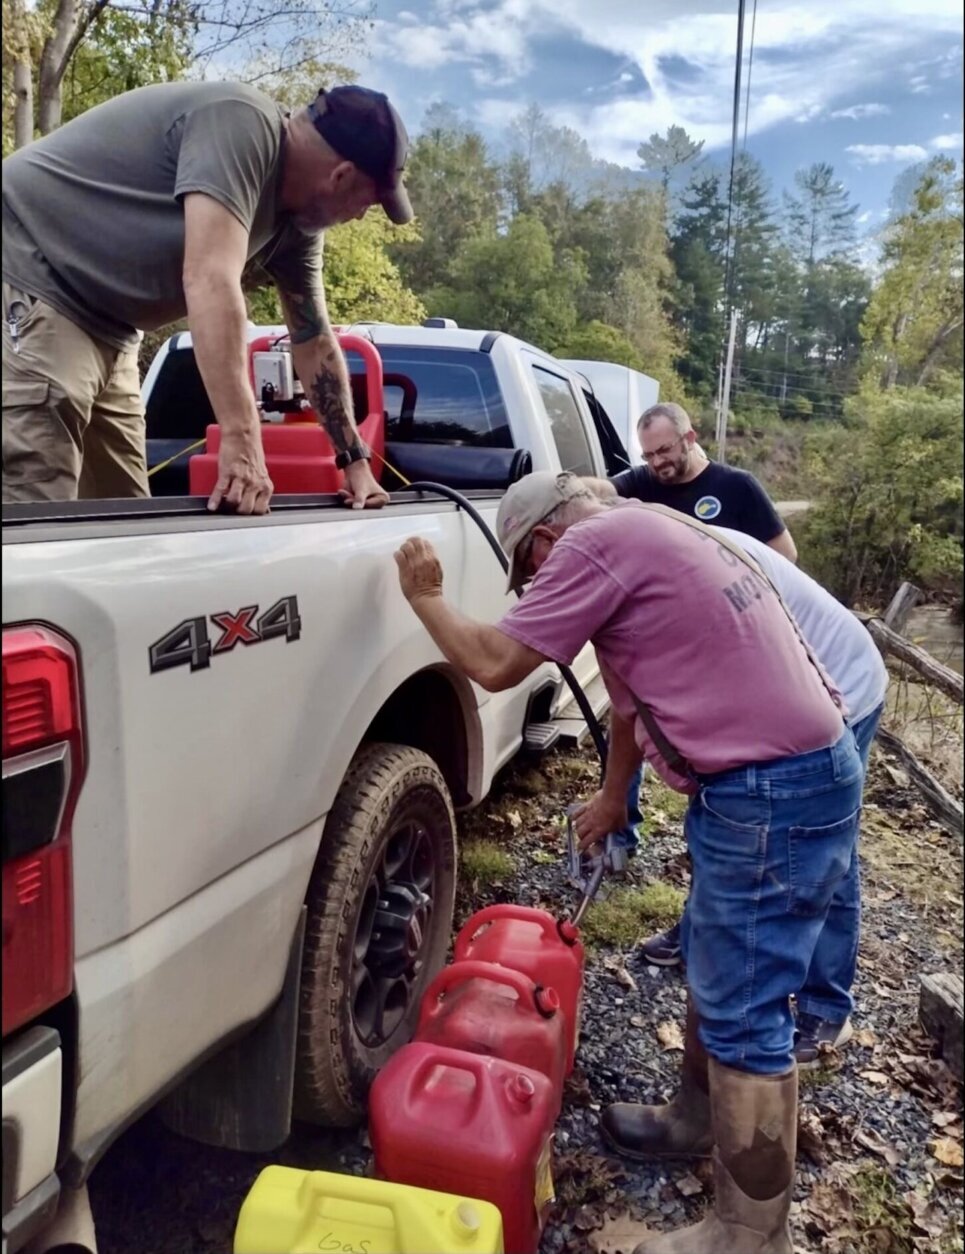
[498,501,843,792]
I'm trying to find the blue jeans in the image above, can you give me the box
[611,763,645,851]
[680,729,863,1075]
[797,703,883,1023]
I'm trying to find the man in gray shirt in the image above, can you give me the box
[2,81,411,514]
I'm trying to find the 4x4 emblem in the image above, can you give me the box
[148,596,301,673]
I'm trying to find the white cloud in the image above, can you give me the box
[794,103,825,124]
[371,1,539,76]
[909,74,930,93]
[396,10,419,22]
[930,131,964,149]
[846,142,929,164]
[475,98,528,130]
[362,0,963,167]
[830,102,891,119]
[856,209,873,223]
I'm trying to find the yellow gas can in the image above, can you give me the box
[234,1165,505,1254]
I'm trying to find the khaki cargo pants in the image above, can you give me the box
[2,281,149,503]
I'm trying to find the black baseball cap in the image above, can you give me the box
[307,85,413,225]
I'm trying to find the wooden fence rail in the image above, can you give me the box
[857,583,963,839]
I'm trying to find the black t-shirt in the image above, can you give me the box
[610,460,786,543]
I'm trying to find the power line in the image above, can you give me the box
[741,0,759,154]
[716,0,749,460]
[720,0,747,315]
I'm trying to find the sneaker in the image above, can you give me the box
[794,1013,853,1070]
[639,920,683,967]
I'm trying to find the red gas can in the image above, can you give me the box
[415,961,566,1109]
[370,1042,556,1254]
[454,905,585,1074]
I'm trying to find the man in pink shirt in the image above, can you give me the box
[395,471,863,1254]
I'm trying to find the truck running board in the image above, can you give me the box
[522,722,561,754]
[548,672,611,747]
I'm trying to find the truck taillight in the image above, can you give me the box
[2,626,83,1037]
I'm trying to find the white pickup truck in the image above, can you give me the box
[1,320,644,1253]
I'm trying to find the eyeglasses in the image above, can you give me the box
[642,435,686,463]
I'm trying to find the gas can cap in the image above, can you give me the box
[534,985,560,1017]
[510,1073,536,1103]
[452,1201,481,1240]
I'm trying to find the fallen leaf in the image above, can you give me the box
[629,1015,648,1029]
[883,763,910,788]
[931,1111,961,1131]
[860,1070,892,1086]
[797,1110,827,1165]
[563,1071,594,1107]
[930,1137,965,1167]
[854,1028,878,1048]
[602,955,638,991]
[656,1021,685,1051]
[853,1126,902,1167]
[904,1191,947,1239]
[675,1173,704,1197]
[506,809,522,830]
[805,1182,853,1233]
[589,1213,655,1254]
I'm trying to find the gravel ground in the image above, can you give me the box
[91,742,964,1254]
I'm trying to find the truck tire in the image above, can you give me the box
[294,743,457,1126]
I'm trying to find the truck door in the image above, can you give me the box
[521,356,607,716]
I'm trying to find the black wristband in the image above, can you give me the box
[335,441,371,471]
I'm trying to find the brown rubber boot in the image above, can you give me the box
[601,995,712,1160]
[632,1058,798,1254]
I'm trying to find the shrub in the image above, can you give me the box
[797,386,963,606]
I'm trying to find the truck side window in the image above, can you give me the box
[145,346,215,440]
[346,347,513,448]
[582,388,632,477]
[531,367,595,477]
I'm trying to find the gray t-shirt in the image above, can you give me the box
[2,81,322,349]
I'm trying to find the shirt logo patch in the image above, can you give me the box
[694,496,722,520]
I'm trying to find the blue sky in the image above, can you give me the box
[346,0,963,243]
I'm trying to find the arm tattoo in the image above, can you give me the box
[281,286,361,452]
[283,289,325,346]
[310,339,358,455]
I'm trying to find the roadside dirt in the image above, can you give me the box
[90,743,964,1254]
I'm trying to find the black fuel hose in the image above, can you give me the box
[405,481,609,779]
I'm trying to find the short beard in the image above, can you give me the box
[294,203,335,233]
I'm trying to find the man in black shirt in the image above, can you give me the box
[586,400,797,561]
[585,399,797,966]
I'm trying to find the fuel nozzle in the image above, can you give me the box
[564,806,629,927]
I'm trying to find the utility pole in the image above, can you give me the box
[780,326,790,405]
[718,309,739,465]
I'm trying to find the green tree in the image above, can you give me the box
[59,2,194,125]
[555,320,643,369]
[245,216,426,328]
[860,158,963,390]
[730,155,779,338]
[389,106,501,295]
[784,162,859,264]
[670,169,726,395]
[2,0,365,145]
[637,124,705,196]
[427,213,586,350]
[507,103,596,197]
[799,386,963,605]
